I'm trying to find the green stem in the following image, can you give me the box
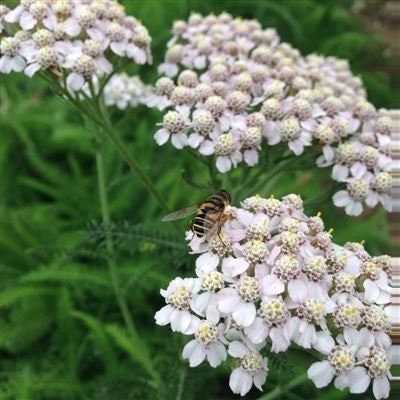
[96,150,137,336]
[97,103,170,215]
[47,76,170,215]
[176,367,187,400]
[207,157,220,190]
[96,150,160,386]
[256,372,309,400]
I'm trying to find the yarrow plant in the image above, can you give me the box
[1,3,393,399]
[155,193,392,398]
[0,0,151,91]
[151,12,393,215]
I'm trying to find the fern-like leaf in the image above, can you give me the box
[71,310,118,374]
[0,286,59,308]
[21,265,112,289]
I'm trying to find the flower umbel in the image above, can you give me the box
[155,193,392,398]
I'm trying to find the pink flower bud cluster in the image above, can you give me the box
[326,108,392,215]
[155,193,392,398]
[153,13,392,215]
[0,0,152,91]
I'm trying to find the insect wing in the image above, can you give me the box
[161,205,198,222]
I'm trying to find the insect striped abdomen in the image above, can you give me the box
[191,212,216,237]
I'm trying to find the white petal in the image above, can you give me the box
[270,326,290,352]
[97,56,113,74]
[188,133,203,148]
[244,149,259,166]
[343,254,361,275]
[229,368,253,396]
[195,252,219,275]
[216,156,231,173]
[262,274,284,296]
[322,145,335,162]
[307,360,335,388]
[364,280,380,303]
[334,373,349,390]
[345,200,363,216]
[295,322,316,349]
[343,327,358,346]
[66,72,85,91]
[154,128,170,145]
[253,370,267,391]
[206,342,226,367]
[348,367,370,393]
[194,55,206,69]
[244,318,269,344]
[0,56,12,74]
[63,18,81,36]
[357,327,374,349]
[11,56,26,72]
[350,162,367,179]
[182,340,206,367]
[233,302,256,327]
[332,190,351,207]
[365,191,379,207]
[24,62,40,77]
[170,309,191,333]
[313,331,335,354]
[199,140,214,155]
[171,133,187,149]
[285,316,300,340]
[222,256,249,277]
[288,279,307,303]
[266,246,281,264]
[218,288,240,313]
[192,292,212,315]
[20,12,36,30]
[110,41,126,56]
[154,305,173,326]
[206,304,220,324]
[4,6,23,23]
[288,139,304,155]
[182,339,198,359]
[228,340,248,358]
[332,165,349,181]
[373,375,390,399]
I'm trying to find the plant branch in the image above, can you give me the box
[95,149,160,386]
[41,73,170,215]
[207,157,220,190]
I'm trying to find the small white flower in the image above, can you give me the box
[217,277,260,327]
[244,297,292,352]
[154,109,190,149]
[182,320,227,367]
[155,277,201,334]
[228,341,268,396]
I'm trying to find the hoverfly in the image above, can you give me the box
[162,190,231,242]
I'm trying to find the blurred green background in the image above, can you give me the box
[0,0,397,399]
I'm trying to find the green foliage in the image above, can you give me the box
[0,1,394,399]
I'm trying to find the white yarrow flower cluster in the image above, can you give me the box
[0,0,152,91]
[103,73,155,109]
[152,13,392,215]
[155,193,392,397]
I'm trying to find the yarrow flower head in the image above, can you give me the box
[102,73,155,109]
[155,192,392,397]
[151,12,392,215]
[1,0,152,91]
